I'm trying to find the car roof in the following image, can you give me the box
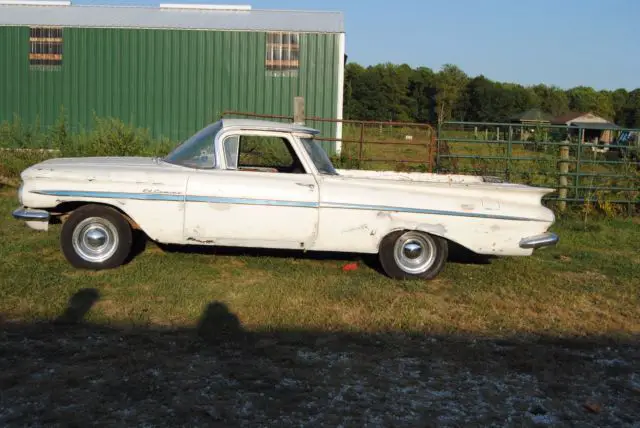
[220,118,320,135]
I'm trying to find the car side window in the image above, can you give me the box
[223,135,240,169]
[223,134,306,174]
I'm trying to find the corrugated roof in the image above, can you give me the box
[569,121,621,130]
[551,112,588,124]
[0,4,345,33]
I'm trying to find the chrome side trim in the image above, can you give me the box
[12,207,50,221]
[33,189,549,222]
[519,232,559,249]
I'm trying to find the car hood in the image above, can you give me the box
[27,156,161,169]
[20,156,184,182]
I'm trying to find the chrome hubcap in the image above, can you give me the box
[72,217,119,263]
[393,232,437,274]
[403,242,423,259]
[86,228,107,247]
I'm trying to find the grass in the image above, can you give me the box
[2,117,639,426]
[1,186,638,338]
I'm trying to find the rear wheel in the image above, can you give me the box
[61,205,133,270]
[378,230,448,280]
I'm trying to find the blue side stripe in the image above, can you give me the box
[186,195,318,208]
[32,190,545,222]
[33,190,184,202]
[322,202,542,222]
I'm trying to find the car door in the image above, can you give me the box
[183,131,320,249]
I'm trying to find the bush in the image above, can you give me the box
[0,115,176,182]
[0,115,50,149]
[58,116,174,158]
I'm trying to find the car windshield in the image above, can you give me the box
[300,137,338,175]
[164,122,222,168]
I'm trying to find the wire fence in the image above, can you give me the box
[221,112,639,215]
[436,121,639,215]
[2,110,637,215]
[221,111,437,172]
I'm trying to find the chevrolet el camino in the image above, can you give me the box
[12,119,558,280]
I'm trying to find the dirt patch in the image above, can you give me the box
[95,299,122,318]
[555,271,609,283]
[62,270,111,279]
[0,181,18,193]
[216,269,272,288]
[216,258,247,268]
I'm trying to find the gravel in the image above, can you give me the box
[1,322,638,427]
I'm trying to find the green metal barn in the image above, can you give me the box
[0,1,345,153]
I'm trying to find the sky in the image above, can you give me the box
[74,0,640,90]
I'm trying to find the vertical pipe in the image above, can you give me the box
[436,121,442,173]
[506,125,513,181]
[558,145,569,212]
[575,128,583,201]
[358,122,364,168]
[428,126,435,173]
[335,33,345,155]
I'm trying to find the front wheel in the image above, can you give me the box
[378,230,448,280]
[61,205,133,270]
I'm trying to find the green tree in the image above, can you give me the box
[622,89,640,128]
[435,64,468,123]
[408,67,437,123]
[342,61,639,127]
[532,85,569,116]
[611,88,628,125]
[343,63,366,120]
[465,75,500,121]
[567,86,600,113]
[595,91,615,121]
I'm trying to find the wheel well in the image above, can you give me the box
[51,201,142,230]
[377,228,474,255]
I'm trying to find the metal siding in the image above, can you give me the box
[0,27,340,152]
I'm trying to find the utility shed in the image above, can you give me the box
[0,2,346,153]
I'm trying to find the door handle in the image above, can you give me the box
[296,182,315,190]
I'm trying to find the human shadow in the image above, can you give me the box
[54,288,101,324]
[196,301,246,345]
[0,290,638,426]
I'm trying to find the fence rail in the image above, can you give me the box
[1,111,637,215]
[436,121,639,214]
[222,112,638,214]
[221,111,437,172]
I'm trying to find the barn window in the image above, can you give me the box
[29,27,63,69]
[266,32,299,76]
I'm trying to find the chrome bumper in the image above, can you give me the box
[519,232,559,249]
[12,207,50,221]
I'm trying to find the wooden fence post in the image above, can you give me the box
[293,97,305,124]
[558,145,569,212]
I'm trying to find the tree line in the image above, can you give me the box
[343,63,640,128]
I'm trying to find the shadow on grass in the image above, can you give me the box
[54,288,100,325]
[0,288,638,426]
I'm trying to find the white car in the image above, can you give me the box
[13,119,558,280]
